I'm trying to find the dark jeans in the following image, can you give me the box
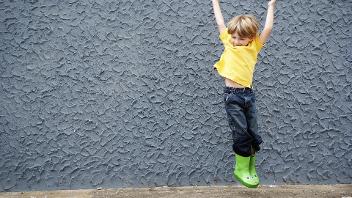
[224,87,263,157]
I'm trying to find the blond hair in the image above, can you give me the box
[227,15,259,39]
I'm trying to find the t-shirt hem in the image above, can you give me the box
[215,70,252,88]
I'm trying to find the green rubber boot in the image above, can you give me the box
[249,155,260,186]
[234,154,258,188]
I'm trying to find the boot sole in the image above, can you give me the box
[234,174,259,188]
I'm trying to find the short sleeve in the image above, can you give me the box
[254,36,264,52]
[219,29,230,44]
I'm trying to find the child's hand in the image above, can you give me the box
[268,0,276,6]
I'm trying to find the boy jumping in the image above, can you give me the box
[211,0,276,188]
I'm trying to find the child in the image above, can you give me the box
[211,0,276,188]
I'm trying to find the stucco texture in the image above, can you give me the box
[0,0,351,192]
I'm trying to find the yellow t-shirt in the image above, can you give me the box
[214,29,263,88]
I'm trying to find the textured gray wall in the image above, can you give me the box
[0,0,351,192]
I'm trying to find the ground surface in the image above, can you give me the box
[1,185,352,198]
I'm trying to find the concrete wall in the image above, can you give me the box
[0,0,351,192]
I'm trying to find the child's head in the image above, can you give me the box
[227,15,259,46]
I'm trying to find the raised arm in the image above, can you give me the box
[212,0,226,33]
[260,0,276,44]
